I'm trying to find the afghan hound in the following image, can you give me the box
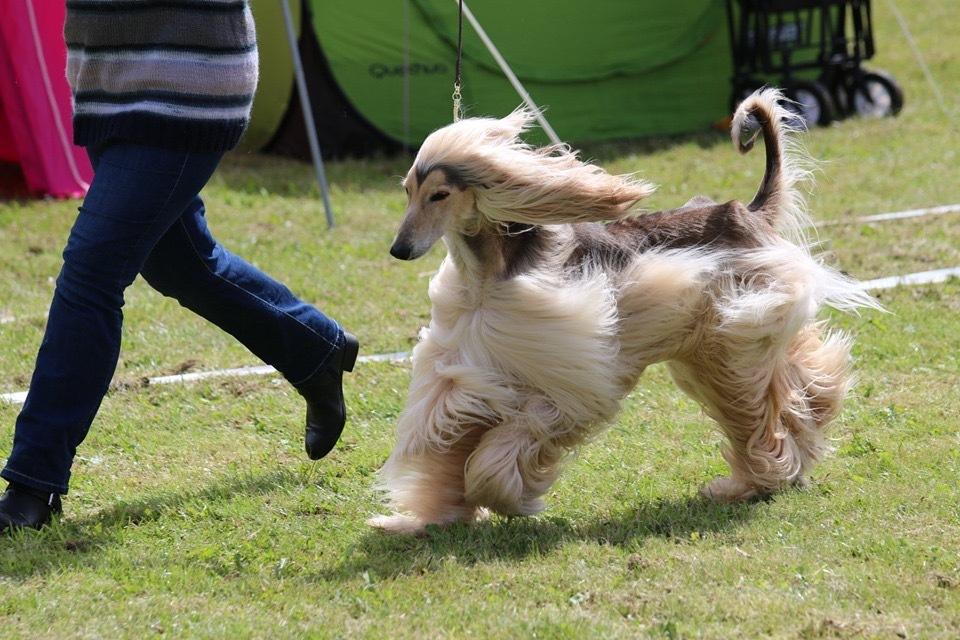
[370,89,879,534]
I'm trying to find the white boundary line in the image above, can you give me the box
[0,313,45,325]
[1,352,410,407]
[1,391,27,405]
[819,203,960,227]
[857,266,960,292]
[2,267,959,407]
[147,351,410,387]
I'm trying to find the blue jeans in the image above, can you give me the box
[2,143,343,494]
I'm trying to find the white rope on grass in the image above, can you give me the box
[857,266,960,292]
[149,364,279,387]
[882,0,955,124]
[147,351,410,387]
[2,267,960,407]
[0,352,410,406]
[1,391,27,405]
[1,312,48,325]
[818,203,960,227]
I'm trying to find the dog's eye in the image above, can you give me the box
[429,191,450,202]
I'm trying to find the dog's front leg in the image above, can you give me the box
[369,426,486,535]
[462,409,568,517]
[370,320,520,534]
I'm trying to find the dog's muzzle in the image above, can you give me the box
[390,241,415,260]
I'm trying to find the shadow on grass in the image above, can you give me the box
[314,494,757,582]
[1,470,758,582]
[0,468,299,580]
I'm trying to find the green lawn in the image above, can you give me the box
[2,2,960,637]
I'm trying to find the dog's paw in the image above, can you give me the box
[699,476,760,503]
[368,508,490,535]
[367,513,428,536]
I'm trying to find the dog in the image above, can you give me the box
[370,89,879,535]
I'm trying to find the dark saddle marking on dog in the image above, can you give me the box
[565,196,770,272]
[464,197,771,280]
[615,199,765,250]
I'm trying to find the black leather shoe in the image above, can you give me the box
[0,482,62,534]
[295,332,360,460]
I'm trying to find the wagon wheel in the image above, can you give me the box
[784,80,838,128]
[851,70,905,118]
[820,73,851,119]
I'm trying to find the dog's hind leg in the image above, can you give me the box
[669,319,853,502]
[781,323,854,473]
[669,352,801,502]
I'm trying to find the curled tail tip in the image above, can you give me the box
[732,122,762,157]
[730,87,790,154]
[733,87,788,121]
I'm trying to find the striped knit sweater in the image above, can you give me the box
[65,0,259,153]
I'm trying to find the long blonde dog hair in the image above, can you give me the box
[414,109,655,226]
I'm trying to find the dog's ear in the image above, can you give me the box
[467,126,655,225]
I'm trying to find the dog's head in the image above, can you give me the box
[390,110,654,260]
[390,159,477,261]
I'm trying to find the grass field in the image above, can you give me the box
[2,2,960,638]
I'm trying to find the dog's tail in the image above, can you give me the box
[732,89,883,315]
[731,88,813,245]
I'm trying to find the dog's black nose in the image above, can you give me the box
[390,242,413,260]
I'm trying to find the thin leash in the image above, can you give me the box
[452,0,464,121]
[450,0,562,144]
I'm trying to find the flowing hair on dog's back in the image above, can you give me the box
[416,109,655,225]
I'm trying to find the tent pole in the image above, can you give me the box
[457,0,562,145]
[279,0,335,229]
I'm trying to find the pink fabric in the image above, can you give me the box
[0,108,17,164]
[0,0,92,198]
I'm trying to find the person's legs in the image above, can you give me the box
[140,196,343,386]
[140,198,358,459]
[2,144,221,497]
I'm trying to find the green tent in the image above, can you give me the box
[247,1,734,155]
